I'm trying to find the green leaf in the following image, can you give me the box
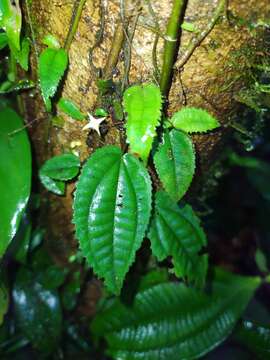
[171,107,220,133]
[123,83,162,164]
[39,173,65,195]
[0,0,21,51]
[58,98,85,120]
[73,145,152,294]
[42,34,60,49]
[0,32,8,50]
[235,321,270,359]
[38,47,68,111]
[148,191,208,286]
[0,107,31,258]
[92,268,260,360]
[39,153,80,181]
[154,129,195,201]
[10,37,30,71]
[0,79,34,94]
[13,268,62,353]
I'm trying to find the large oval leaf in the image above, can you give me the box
[154,129,195,201]
[13,268,62,354]
[92,268,261,360]
[123,83,162,164]
[148,191,208,286]
[0,107,31,258]
[171,107,220,133]
[38,47,68,111]
[73,146,152,294]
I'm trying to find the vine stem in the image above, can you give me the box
[175,0,227,69]
[159,0,187,98]
[64,0,87,52]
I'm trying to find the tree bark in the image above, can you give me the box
[22,0,270,263]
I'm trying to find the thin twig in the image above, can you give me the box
[175,0,226,69]
[64,0,87,52]
[103,20,125,80]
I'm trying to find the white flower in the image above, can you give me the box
[82,113,106,136]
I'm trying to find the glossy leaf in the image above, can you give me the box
[39,153,80,181]
[13,268,62,353]
[92,268,260,360]
[0,0,21,51]
[73,146,152,294]
[123,83,162,164]
[38,47,68,111]
[0,108,31,258]
[154,129,195,201]
[235,320,270,359]
[148,191,208,286]
[58,98,85,120]
[171,107,220,133]
[39,173,65,195]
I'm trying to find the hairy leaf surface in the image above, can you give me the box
[58,98,85,121]
[154,129,195,201]
[92,268,260,360]
[38,48,68,111]
[123,83,162,164]
[73,146,152,294]
[0,108,31,258]
[148,191,207,286]
[171,107,220,133]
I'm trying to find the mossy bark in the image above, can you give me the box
[22,0,270,264]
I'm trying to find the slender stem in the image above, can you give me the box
[103,21,124,80]
[175,0,226,69]
[159,0,187,97]
[64,0,87,52]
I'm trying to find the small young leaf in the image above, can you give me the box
[95,108,109,117]
[40,153,80,181]
[73,146,152,294]
[58,98,85,120]
[38,47,68,111]
[148,191,208,286]
[92,268,261,360]
[123,83,162,164]
[42,34,60,49]
[0,0,22,51]
[154,129,195,201]
[10,37,30,71]
[171,107,220,133]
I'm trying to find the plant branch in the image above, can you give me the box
[175,0,227,69]
[64,0,87,52]
[103,20,125,80]
[159,0,187,98]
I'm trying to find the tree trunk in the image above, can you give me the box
[23,0,269,264]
